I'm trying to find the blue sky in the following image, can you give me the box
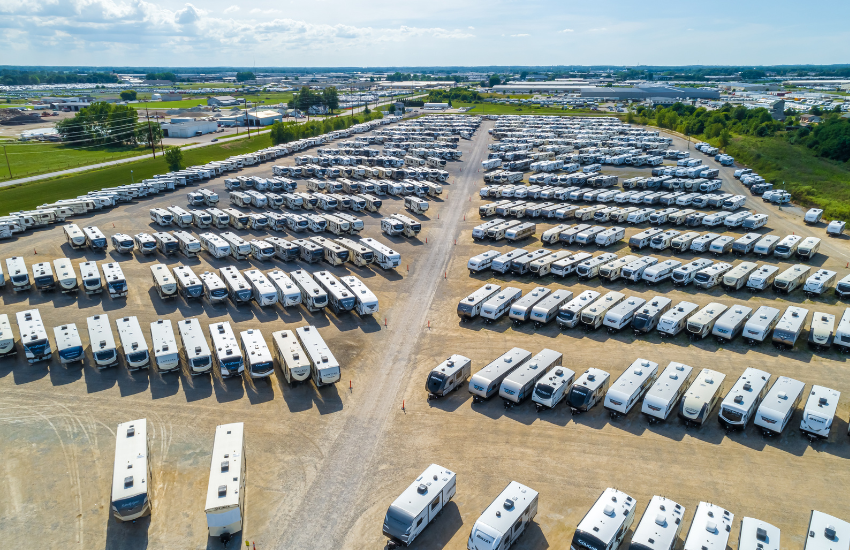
[1,0,848,67]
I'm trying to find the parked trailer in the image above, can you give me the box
[54,323,84,364]
[360,237,400,270]
[754,376,805,436]
[500,348,563,408]
[204,422,246,539]
[732,233,761,256]
[687,303,728,340]
[604,358,659,418]
[679,368,727,427]
[530,290,573,327]
[110,419,152,522]
[115,316,150,370]
[295,325,341,386]
[175,318,212,375]
[799,385,841,440]
[604,296,647,333]
[682,503,733,550]
[712,305,753,342]
[426,355,472,399]
[571,488,637,550]
[772,306,810,350]
[581,291,625,330]
[641,362,694,423]
[150,319,179,373]
[468,347,532,403]
[718,367,771,430]
[467,481,538,550]
[657,301,699,338]
[382,464,457,548]
[102,262,127,298]
[87,313,117,368]
[741,306,781,345]
[773,264,811,294]
[803,269,836,297]
[632,297,672,334]
[631,496,687,550]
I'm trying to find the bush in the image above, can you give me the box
[164,146,183,171]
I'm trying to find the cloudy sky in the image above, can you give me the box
[1,0,848,67]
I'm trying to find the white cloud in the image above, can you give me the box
[250,7,283,15]
[588,27,608,32]
[468,26,474,29]
[510,33,529,37]
[223,5,239,14]
[560,28,574,33]
[175,3,204,25]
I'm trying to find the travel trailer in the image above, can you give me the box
[687,303,728,340]
[746,265,779,292]
[209,322,244,378]
[570,488,637,550]
[808,312,836,350]
[657,301,699,338]
[671,259,713,286]
[742,306,781,345]
[567,368,611,414]
[732,233,761,255]
[670,231,699,252]
[133,232,157,255]
[718,368,771,430]
[682,503,733,550]
[712,305,753,342]
[499,348,563,408]
[480,287,523,323]
[557,290,600,329]
[722,262,758,291]
[468,347,532,403]
[694,263,732,290]
[532,366,576,411]
[621,257,659,283]
[641,362,694,423]
[632,297,672,334]
[598,255,639,281]
[382,464,457,548]
[289,270,329,312]
[754,376,805,437]
[150,319,179,373]
[604,358,659,418]
[426,355,472,399]
[576,253,618,280]
[102,263,128,298]
[296,325,341,386]
[150,263,177,299]
[64,224,87,248]
[87,314,117,368]
[53,323,84,365]
[800,385,841,441]
[199,271,228,303]
[604,296,647,333]
[111,419,152,522]
[630,496,687,550]
[796,237,821,260]
[243,270,278,307]
[176,318,212,375]
[271,330,311,385]
[204,423,246,540]
[772,306,810,350]
[466,481,538,550]
[773,262,810,291]
[774,235,802,259]
[753,234,780,256]
[457,284,502,320]
[115,316,150,370]
[581,291,625,330]
[803,269,836,297]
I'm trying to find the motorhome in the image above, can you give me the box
[382,464,457,548]
[87,314,118,368]
[500,348,563,408]
[581,291,625,330]
[133,232,157,255]
[621,257,659,283]
[480,287,523,323]
[175,318,212,375]
[604,358,659,418]
[576,253,618,280]
[360,237,400,270]
[774,235,802,259]
[773,264,811,294]
[629,228,663,250]
[295,325,341,386]
[220,232,251,260]
[54,323,84,365]
[115,316,150,370]
[466,481,538,550]
[570,488,637,550]
[803,269,836,297]
[111,233,135,254]
[682,503,733,550]
[687,303,728,340]
[204,423,246,540]
[530,290,573,327]
[641,362,694,423]
[152,231,178,255]
[468,347,532,403]
[713,305,753,342]
[657,301,699,338]
[64,224,87,248]
[209,322,244,378]
[732,233,761,256]
[753,376,805,437]
[111,419,152,522]
[604,296,647,333]
[694,263,732,289]
[799,385,841,440]
[809,312,836,349]
[718,367,771,430]
[679,368,726,426]
[632,297,672,334]
[102,262,127,298]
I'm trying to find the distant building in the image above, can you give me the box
[247,110,284,126]
[764,99,786,120]
[160,93,182,102]
[800,114,823,125]
[159,118,218,138]
[143,79,174,85]
[207,96,240,107]
[424,103,449,110]
[306,104,329,115]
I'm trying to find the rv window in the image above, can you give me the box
[431,496,440,510]
[721,407,744,423]
[416,517,424,528]
[513,519,523,534]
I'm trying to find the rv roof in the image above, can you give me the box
[577,488,636,546]
[805,511,850,550]
[390,464,456,519]
[476,481,539,534]
[631,496,686,550]
[683,502,734,550]
[112,419,148,502]
[204,422,244,512]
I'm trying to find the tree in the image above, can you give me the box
[322,87,340,113]
[488,74,501,88]
[718,128,731,148]
[236,71,255,82]
[364,106,371,115]
[269,121,287,145]
[388,104,395,114]
[120,90,137,101]
[56,102,138,146]
[164,146,183,171]
[135,122,163,146]
[520,71,529,80]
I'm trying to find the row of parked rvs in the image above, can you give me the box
[1,255,126,297]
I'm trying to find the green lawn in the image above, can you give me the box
[0,142,151,180]
[453,102,615,116]
[132,91,294,111]
[0,135,274,213]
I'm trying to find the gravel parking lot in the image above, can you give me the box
[1,118,849,550]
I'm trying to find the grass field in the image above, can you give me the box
[0,134,273,213]
[0,142,151,180]
[132,91,294,111]
[454,102,613,116]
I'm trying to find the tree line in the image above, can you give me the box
[55,102,162,147]
[1,70,119,86]
[269,111,383,146]
[287,86,340,113]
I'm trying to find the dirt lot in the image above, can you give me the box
[1,120,849,550]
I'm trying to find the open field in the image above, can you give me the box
[0,142,151,181]
[2,118,850,550]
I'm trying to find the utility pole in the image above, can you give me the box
[145,106,156,159]
[2,145,11,178]
[244,97,251,138]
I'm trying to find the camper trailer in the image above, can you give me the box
[629,228,663,250]
[708,235,735,256]
[571,488,637,550]
[468,347,532,403]
[567,368,611,414]
[682,503,734,550]
[133,232,157,255]
[339,275,379,316]
[772,306,810,350]
[632,297,672,334]
[175,318,212,375]
[239,329,274,379]
[670,231,700,253]
[774,235,802,259]
[219,266,252,305]
[581,291,625,330]
[480,287,523,323]
[150,319,179,373]
[598,255,639,281]
[722,262,758,291]
[641,362,694,423]
[604,296,647,333]
[753,235,780,256]
[576,253,618,280]
[54,323,84,365]
[466,481,539,550]
[694,263,732,289]
[271,330,310,385]
[690,233,720,253]
[687,303,728,340]
[718,368,771,430]
[360,237,400,270]
[152,231,178,255]
[754,376,805,437]
[473,219,507,240]
[220,232,251,260]
[102,263,128,298]
[604,358,659,418]
[500,349,563,408]
[209,322,244,378]
[742,306,781,345]
[650,230,680,251]
[242,270,278,307]
[657,301,699,338]
[747,265,779,292]
[458,284,502,320]
[713,306,753,342]
[111,233,135,254]
[289,270,328,312]
[6,256,30,292]
[426,355,472,399]
[173,231,201,258]
[111,419,152,522]
[382,464,457,548]
[295,325,341,386]
[804,208,824,225]
[679,368,726,427]
[198,271,227,303]
[77,260,101,295]
[532,366,575,411]
[800,385,841,440]
[803,269,836,297]
[87,314,118,368]
[827,220,846,236]
[115,316,150,370]
[671,259,713,286]
[630,497,687,550]
[204,423,246,540]
[732,233,761,256]
[64,224,87,249]
[796,237,821,260]
[31,261,55,291]
[557,290,600,329]
[809,312,836,349]
[265,270,302,307]
[150,264,177,299]
[530,290,573,327]
[621,257,659,283]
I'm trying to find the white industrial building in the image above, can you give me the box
[159,118,218,138]
[247,110,284,126]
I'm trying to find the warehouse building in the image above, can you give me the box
[246,110,284,126]
[207,95,241,106]
[159,118,218,138]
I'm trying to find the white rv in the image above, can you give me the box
[176,318,212,375]
[804,208,824,224]
[746,265,779,292]
[150,263,177,299]
[172,231,201,258]
[671,259,713,286]
[693,263,732,289]
[220,266,253,305]
[360,237,400,270]
[803,269,836,297]
[632,297,672,334]
[79,261,102,294]
[621,257,658,283]
[670,231,700,252]
[551,252,593,278]
[630,496,687,550]
[827,220,846,236]
[796,237,821,260]
[383,464,457,548]
[239,329,274,379]
[682,503,733,550]
[243,269,278,307]
[657,301,699,338]
[209,322,244,378]
[567,368,611,414]
[467,481,538,550]
[499,348,563,408]
[576,253,618,280]
[722,262,758,291]
[754,376,805,436]
[6,256,30,292]
[687,303,728,340]
[426,355,472,399]
[480,287,523,323]
[570,488,637,550]
[265,270,302,307]
[150,319,179,373]
[650,229,681,251]
[809,312,836,350]
[458,284,502,320]
[532,366,575,411]
[31,261,55,292]
[87,314,118,368]
[111,419,152,522]
[679,369,726,426]
[774,235,802,259]
[314,270,356,313]
[772,306,810,350]
[800,386,841,441]
[604,296,647,333]
[642,260,682,286]
[581,291,625,331]
[296,325,341,386]
[64,224,87,248]
[152,231,178,255]
[205,423,246,540]
[102,262,127,298]
[51,258,77,293]
[115,316,150,370]
[718,367,771,430]
[289,269,328,312]
[557,290,600,329]
[753,234,780,256]
[604,358,659,418]
[642,362,694,423]
[272,330,311,385]
[172,266,203,300]
[713,305,753,342]
[111,233,135,254]
[133,232,157,255]
[469,347,532,403]
[200,271,228,303]
[773,264,811,293]
[220,232,251,260]
[54,323,84,364]
[732,233,761,255]
[742,306,781,345]
[598,255,639,281]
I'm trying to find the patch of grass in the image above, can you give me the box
[724,135,850,220]
[0,142,151,180]
[453,102,614,116]
[0,134,273,213]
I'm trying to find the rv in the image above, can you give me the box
[742,213,768,230]
[150,319,179,373]
[150,207,174,226]
[237,329,274,379]
[204,423,246,540]
[632,297,672,334]
[480,287,523,323]
[551,252,593,278]
[641,259,682,286]
[731,233,761,256]
[263,270,300,307]
[111,233,135,254]
[174,318,211,375]
[670,231,700,253]
[102,262,127,298]
[313,271,355,313]
[804,208,824,224]
[694,263,732,289]
[574,225,606,247]
[217,266,252,305]
[679,368,726,426]
[219,232,251,260]
[87,314,118,368]
[596,226,626,247]
[171,231,201,258]
[742,306,781,345]
[166,205,193,228]
[808,312,835,350]
[133,232,157,255]
[197,271,226,303]
[541,224,572,244]
[642,362,694,422]
[426,355,472,399]
[567,368,611,414]
[560,224,591,245]
[468,347,532,403]
[296,325,341,386]
[391,213,422,238]
[630,496,687,550]
[500,349,563,408]
[604,358,659,417]
[598,255,639,281]
[800,385,841,440]
[836,274,850,299]
[467,481,538,550]
[113,314,154,371]
[657,301,699,338]
[556,290,600,329]
[773,264,811,294]
[192,209,213,229]
[473,219,507,240]
[64,224,87,248]
[690,232,720,253]
[360,237,400,270]
[289,270,329,312]
[754,376,805,436]
[581,291,625,330]
[827,220,846,236]
[718,367,771,430]
[148,263,176,300]
[576,253,618,280]
[111,419,152,522]
[206,207,231,228]
[713,306,753,342]
[270,330,310,385]
[50,322,83,368]
[796,237,821,260]
[532,366,575,411]
[746,265,779,292]
[804,269,836,297]
[6,256,30,291]
[774,235,802,259]
[530,290,573,327]
[152,231,178,255]
[78,260,102,295]
[604,296,647,333]
[382,218,404,237]
[382,464,457,548]
[13,310,46,362]
[170,266,202,300]
[511,249,552,275]
[708,235,735,255]
[682,503,733,550]
[629,228,663,250]
[264,237,299,262]
[31,261,55,291]
[209,322,244,378]
[571,488,637,550]
[650,230,680,251]
[753,235,780,256]
[722,262,758,291]
[457,284,502,320]
[621,257,659,283]
[687,303,728,340]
